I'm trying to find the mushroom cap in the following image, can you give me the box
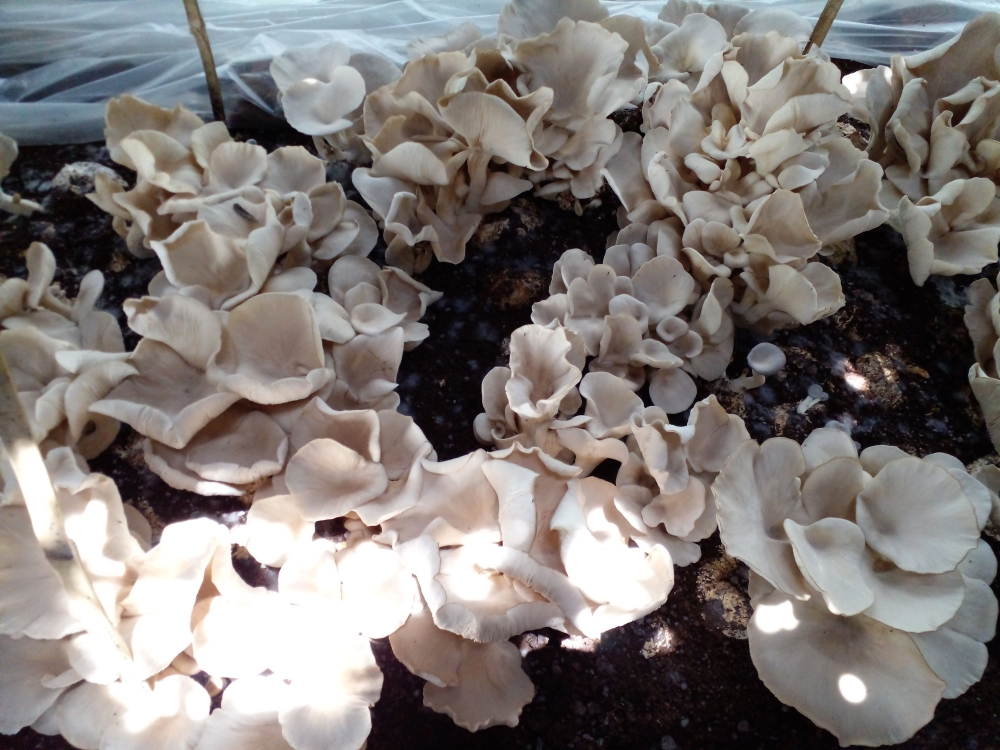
[91,338,240,450]
[505,324,582,421]
[336,539,417,639]
[398,536,565,643]
[855,456,980,574]
[748,579,945,747]
[423,639,534,731]
[196,675,293,750]
[0,506,80,639]
[0,634,75,734]
[276,623,382,750]
[747,342,786,376]
[714,438,812,598]
[377,450,500,548]
[388,605,463,689]
[192,592,281,679]
[552,478,674,616]
[98,674,210,750]
[285,437,389,522]
[277,538,341,606]
[211,293,332,406]
[648,367,697,414]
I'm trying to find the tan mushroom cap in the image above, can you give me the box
[398,536,565,643]
[423,639,534,731]
[91,338,240,450]
[490,443,582,571]
[104,94,205,171]
[714,438,812,598]
[271,42,367,137]
[49,681,146,750]
[748,579,946,747]
[178,404,289,486]
[336,539,417,638]
[285,437,389,522]
[506,324,582,421]
[119,519,223,678]
[196,675,293,750]
[784,517,873,617]
[910,544,999,699]
[274,611,382,750]
[192,591,281,679]
[0,634,76,734]
[552,478,674,618]
[124,295,222,372]
[0,505,80,639]
[388,604,463,689]
[98,674,210,750]
[211,293,332,405]
[855,457,980,574]
[377,450,501,547]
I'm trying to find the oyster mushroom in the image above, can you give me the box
[0,132,43,216]
[715,428,997,745]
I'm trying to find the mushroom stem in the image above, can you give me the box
[0,350,136,680]
[803,0,845,54]
[182,0,226,123]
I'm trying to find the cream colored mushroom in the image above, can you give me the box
[0,132,43,216]
[0,633,77,734]
[900,178,1000,285]
[747,578,947,748]
[423,638,535,731]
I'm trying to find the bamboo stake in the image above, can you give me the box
[182,0,226,123]
[0,351,136,680]
[803,0,846,54]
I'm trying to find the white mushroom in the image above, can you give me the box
[716,428,996,744]
[0,132,44,216]
[748,578,947,747]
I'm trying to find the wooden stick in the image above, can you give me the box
[182,0,227,123]
[0,351,136,680]
[803,0,846,54]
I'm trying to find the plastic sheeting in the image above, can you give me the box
[0,0,995,145]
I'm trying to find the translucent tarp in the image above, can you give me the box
[0,0,996,145]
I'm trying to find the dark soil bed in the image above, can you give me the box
[2,120,999,750]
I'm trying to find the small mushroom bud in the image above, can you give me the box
[747,343,786,376]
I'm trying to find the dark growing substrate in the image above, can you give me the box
[2,117,999,750]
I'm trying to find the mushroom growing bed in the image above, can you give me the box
[2,108,999,749]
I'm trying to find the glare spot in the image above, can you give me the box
[754,600,799,634]
[185,687,209,720]
[302,77,321,85]
[844,372,868,391]
[882,67,893,84]
[838,673,867,704]
[843,71,866,97]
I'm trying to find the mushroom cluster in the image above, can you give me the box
[282,0,649,272]
[1,243,129,459]
[965,271,1000,453]
[847,12,1000,285]
[475,323,751,565]
[0,131,43,216]
[228,320,750,729]
[88,253,441,496]
[603,2,889,334]
[0,448,384,750]
[88,95,378,265]
[7,4,1000,749]
[532,243,734,412]
[714,427,998,746]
